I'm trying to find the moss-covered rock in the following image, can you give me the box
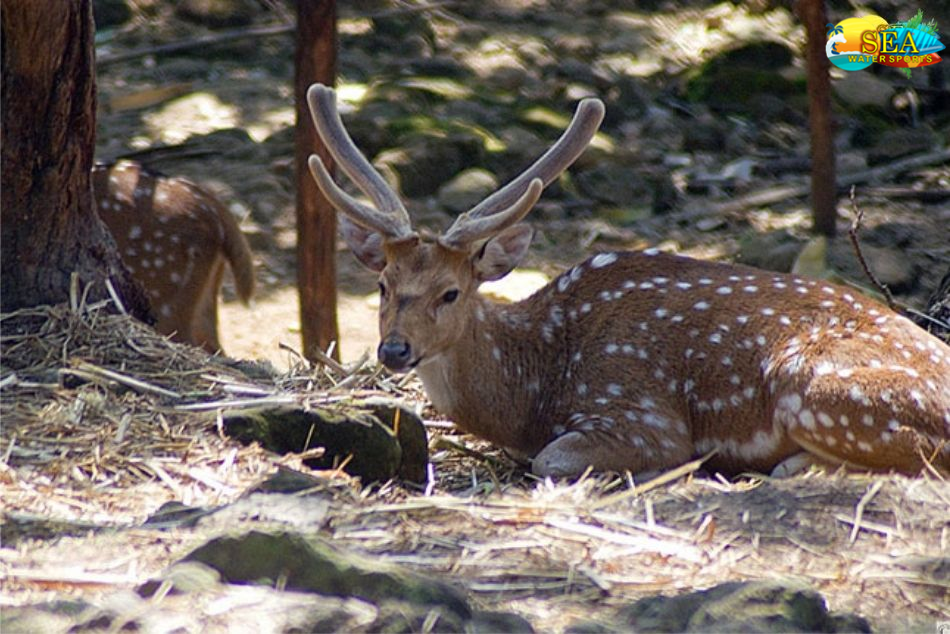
[182,531,472,618]
[685,42,802,114]
[222,402,428,485]
[614,580,870,632]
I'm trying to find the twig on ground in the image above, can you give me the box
[848,479,884,543]
[589,451,715,510]
[848,186,897,311]
[432,436,510,469]
[68,361,182,399]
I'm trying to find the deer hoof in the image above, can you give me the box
[531,432,595,478]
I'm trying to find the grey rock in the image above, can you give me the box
[834,71,895,109]
[469,610,535,632]
[615,580,870,633]
[736,229,806,273]
[93,0,132,28]
[867,128,938,165]
[574,163,649,207]
[830,243,918,294]
[437,168,500,213]
[0,599,100,634]
[375,133,482,198]
[175,0,259,28]
[138,561,222,597]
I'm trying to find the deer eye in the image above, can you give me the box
[442,289,459,304]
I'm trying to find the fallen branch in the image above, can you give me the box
[97,2,458,67]
[848,186,897,311]
[708,148,950,216]
[97,24,293,67]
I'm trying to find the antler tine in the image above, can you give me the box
[306,155,400,238]
[441,178,543,248]
[306,83,413,238]
[449,98,605,234]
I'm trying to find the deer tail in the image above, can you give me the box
[219,204,255,305]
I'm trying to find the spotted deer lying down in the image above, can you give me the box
[93,160,255,353]
[306,83,950,478]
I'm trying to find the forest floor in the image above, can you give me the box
[2,1,950,632]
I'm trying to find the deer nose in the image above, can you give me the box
[378,336,412,370]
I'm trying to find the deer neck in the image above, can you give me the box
[414,294,552,454]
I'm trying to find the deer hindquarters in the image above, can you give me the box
[777,366,950,473]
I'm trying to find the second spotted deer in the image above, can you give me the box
[93,160,255,353]
[306,84,950,478]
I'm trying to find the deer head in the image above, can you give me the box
[306,83,604,371]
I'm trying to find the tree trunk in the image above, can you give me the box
[295,0,340,361]
[797,0,837,238]
[1,0,150,319]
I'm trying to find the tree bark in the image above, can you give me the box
[1,0,150,318]
[295,0,340,361]
[797,0,838,238]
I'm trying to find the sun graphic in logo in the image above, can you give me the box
[825,15,888,70]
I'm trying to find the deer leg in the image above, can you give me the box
[532,408,691,477]
[191,258,225,353]
[778,367,950,473]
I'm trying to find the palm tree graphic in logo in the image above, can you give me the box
[825,23,845,56]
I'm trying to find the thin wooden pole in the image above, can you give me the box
[295,0,340,361]
[798,0,837,238]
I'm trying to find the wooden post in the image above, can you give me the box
[798,0,837,238]
[1,0,150,318]
[295,0,340,361]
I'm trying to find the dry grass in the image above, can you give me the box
[1,301,948,631]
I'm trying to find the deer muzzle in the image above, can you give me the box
[378,336,413,371]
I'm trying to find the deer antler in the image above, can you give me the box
[439,178,544,247]
[306,83,413,239]
[441,97,605,248]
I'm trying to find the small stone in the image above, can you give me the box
[175,0,260,28]
[437,168,500,213]
[737,229,805,273]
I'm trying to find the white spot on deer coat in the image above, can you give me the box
[591,252,618,268]
[799,409,816,430]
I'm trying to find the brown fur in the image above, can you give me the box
[92,160,254,352]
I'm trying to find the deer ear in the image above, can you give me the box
[473,224,534,282]
[340,215,386,271]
